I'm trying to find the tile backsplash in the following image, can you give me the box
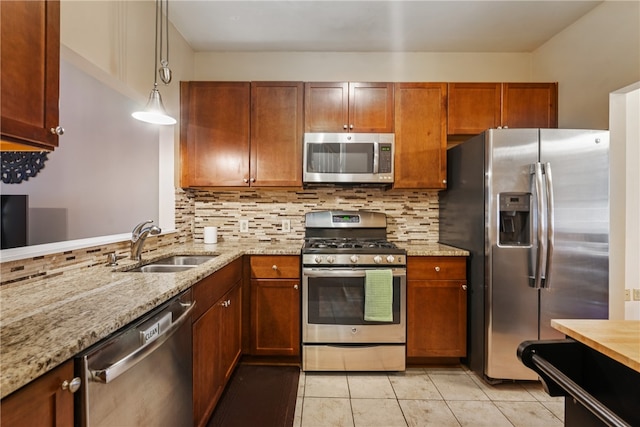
[1,187,440,285]
[180,187,440,244]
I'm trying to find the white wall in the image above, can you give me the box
[532,1,640,129]
[610,82,640,320]
[194,51,533,82]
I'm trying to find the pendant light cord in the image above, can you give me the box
[153,0,159,87]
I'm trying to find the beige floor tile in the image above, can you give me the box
[347,373,396,398]
[424,365,469,375]
[429,374,490,401]
[399,399,461,427]
[541,401,565,423]
[494,401,563,427]
[305,373,350,398]
[389,371,443,400]
[521,381,565,403]
[446,401,513,427]
[469,375,537,401]
[301,397,354,427]
[351,398,407,427]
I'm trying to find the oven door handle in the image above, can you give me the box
[303,268,406,278]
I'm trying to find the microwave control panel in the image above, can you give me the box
[379,144,393,173]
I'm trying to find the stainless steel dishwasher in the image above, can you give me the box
[76,289,194,427]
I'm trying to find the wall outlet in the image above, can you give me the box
[239,219,249,233]
[633,289,640,301]
[281,219,291,233]
[625,289,631,301]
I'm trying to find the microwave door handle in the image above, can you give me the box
[373,142,379,174]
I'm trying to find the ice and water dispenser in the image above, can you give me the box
[498,193,531,246]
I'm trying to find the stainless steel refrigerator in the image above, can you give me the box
[439,129,609,382]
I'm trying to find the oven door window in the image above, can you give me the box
[307,275,401,325]
[306,143,374,174]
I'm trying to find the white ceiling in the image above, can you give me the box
[168,0,603,53]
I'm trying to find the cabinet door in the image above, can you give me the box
[0,0,60,150]
[502,83,558,129]
[407,257,467,358]
[250,279,300,356]
[407,280,467,357]
[447,83,501,135]
[304,82,349,132]
[250,82,304,187]
[1,360,75,427]
[394,83,447,189]
[349,82,394,133]
[193,299,223,427]
[218,284,242,386]
[180,81,250,187]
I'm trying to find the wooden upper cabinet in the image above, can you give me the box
[502,83,558,129]
[180,81,303,188]
[250,82,304,187]
[447,83,501,135]
[447,82,558,135]
[180,81,250,187]
[304,82,394,132]
[1,0,61,150]
[393,83,448,189]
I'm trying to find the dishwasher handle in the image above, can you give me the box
[91,301,195,384]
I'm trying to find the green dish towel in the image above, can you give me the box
[364,269,393,322]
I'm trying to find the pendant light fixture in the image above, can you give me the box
[132,0,176,125]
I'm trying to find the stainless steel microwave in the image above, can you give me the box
[303,133,395,185]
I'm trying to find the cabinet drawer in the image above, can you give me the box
[192,258,242,321]
[249,255,300,278]
[407,256,466,280]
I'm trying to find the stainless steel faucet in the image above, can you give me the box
[130,220,162,261]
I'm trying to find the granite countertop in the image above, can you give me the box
[0,240,466,398]
[551,319,640,373]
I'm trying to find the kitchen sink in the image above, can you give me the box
[124,254,218,273]
[126,265,197,273]
[149,255,218,266]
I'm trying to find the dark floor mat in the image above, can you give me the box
[207,365,300,427]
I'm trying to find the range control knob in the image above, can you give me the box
[350,255,359,263]
[314,256,323,264]
[373,255,382,264]
[327,256,336,264]
[386,255,395,263]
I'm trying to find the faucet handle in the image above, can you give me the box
[132,220,154,238]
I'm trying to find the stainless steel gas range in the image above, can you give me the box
[301,210,407,372]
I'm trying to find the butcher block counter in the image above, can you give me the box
[551,319,640,373]
[518,319,640,427]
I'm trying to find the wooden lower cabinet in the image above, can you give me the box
[407,256,468,358]
[192,259,242,427]
[247,256,301,357]
[1,360,76,427]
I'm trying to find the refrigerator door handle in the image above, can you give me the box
[542,162,555,288]
[530,162,545,289]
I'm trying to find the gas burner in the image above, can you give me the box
[304,238,399,251]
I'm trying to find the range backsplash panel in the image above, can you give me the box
[179,187,440,244]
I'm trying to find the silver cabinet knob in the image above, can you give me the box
[343,124,348,129]
[434,266,440,272]
[250,178,255,183]
[294,284,299,290]
[272,265,278,270]
[462,284,468,291]
[61,377,81,393]
[243,178,249,183]
[349,124,354,129]
[50,126,64,135]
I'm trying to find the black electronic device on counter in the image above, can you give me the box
[1,195,28,249]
